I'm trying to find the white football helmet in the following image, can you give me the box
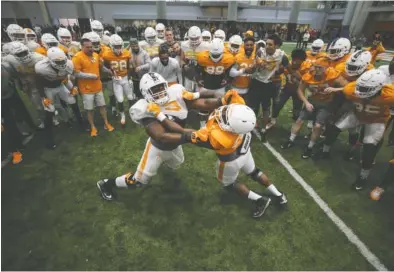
[9,41,32,64]
[109,34,123,55]
[101,35,110,46]
[57,28,72,46]
[91,20,104,37]
[229,35,242,54]
[47,47,68,70]
[202,30,212,42]
[155,23,165,39]
[214,104,256,134]
[209,38,224,63]
[83,32,101,51]
[24,28,37,42]
[327,37,351,60]
[355,69,387,99]
[26,40,41,52]
[188,26,202,47]
[41,33,59,49]
[346,50,372,77]
[145,27,157,44]
[2,43,13,56]
[140,72,169,105]
[214,29,226,41]
[7,24,25,43]
[311,39,324,55]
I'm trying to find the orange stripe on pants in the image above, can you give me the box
[137,140,152,179]
[218,161,225,181]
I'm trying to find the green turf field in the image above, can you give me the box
[2,45,393,270]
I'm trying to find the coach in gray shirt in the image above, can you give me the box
[128,38,151,99]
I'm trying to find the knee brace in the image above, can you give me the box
[248,168,263,182]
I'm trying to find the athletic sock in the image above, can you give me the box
[308,140,315,148]
[247,190,262,201]
[267,184,281,196]
[289,133,297,142]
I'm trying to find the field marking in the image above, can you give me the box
[263,142,388,271]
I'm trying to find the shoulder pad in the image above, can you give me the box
[129,99,152,124]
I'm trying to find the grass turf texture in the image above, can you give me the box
[2,44,394,270]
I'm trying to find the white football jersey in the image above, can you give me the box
[253,48,285,83]
[35,58,74,81]
[3,52,44,87]
[150,57,180,83]
[65,41,81,58]
[181,40,210,63]
[139,39,165,58]
[130,83,188,124]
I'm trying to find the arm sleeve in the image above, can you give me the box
[74,72,98,79]
[139,51,151,71]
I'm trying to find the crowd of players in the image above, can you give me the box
[1,20,393,217]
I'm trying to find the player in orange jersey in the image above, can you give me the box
[281,57,346,159]
[36,33,68,56]
[103,34,134,126]
[229,37,256,97]
[326,37,351,69]
[320,70,394,190]
[367,39,385,65]
[305,39,326,64]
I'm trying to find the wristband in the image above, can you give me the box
[192,92,200,100]
[156,112,167,122]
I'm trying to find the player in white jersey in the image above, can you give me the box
[57,27,80,58]
[180,26,210,92]
[35,48,84,148]
[150,45,182,86]
[24,28,37,42]
[3,41,46,127]
[96,72,235,200]
[139,27,165,59]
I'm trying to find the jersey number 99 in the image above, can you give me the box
[206,66,225,75]
[110,60,128,72]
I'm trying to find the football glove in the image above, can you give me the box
[190,127,209,144]
[42,98,55,112]
[182,90,200,101]
[221,90,245,105]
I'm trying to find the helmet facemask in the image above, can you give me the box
[355,84,381,99]
[189,36,201,47]
[12,33,26,43]
[60,36,71,46]
[146,82,169,105]
[15,49,32,64]
[26,34,37,42]
[346,63,366,77]
[214,106,232,132]
[112,44,123,56]
[92,29,103,38]
[311,46,321,55]
[230,43,240,54]
[50,57,67,71]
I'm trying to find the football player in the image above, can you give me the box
[35,48,84,148]
[155,23,165,39]
[271,49,308,122]
[91,20,104,38]
[57,27,80,58]
[3,41,46,128]
[103,34,134,126]
[24,28,37,43]
[281,57,345,159]
[306,39,326,63]
[96,72,238,202]
[180,26,210,92]
[229,37,256,97]
[139,27,165,59]
[35,33,68,56]
[321,70,394,190]
[150,45,182,87]
[214,29,226,41]
[327,37,351,69]
[226,35,243,56]
[201,30,212,42]
[6,24,25,43]
[150,95,287,217]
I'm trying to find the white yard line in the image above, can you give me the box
[263,142,388,271]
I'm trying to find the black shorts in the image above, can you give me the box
[246,79,279,114]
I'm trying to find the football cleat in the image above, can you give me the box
[370,187,384,201]
[252,196,271,218]
[104,123,115,132]
[277,193,287,205]
[281,140,294,149]
[351,176,367,191]
[12,152,23,164]
[120,112,126,126]
[91,127,98,137]
[302,147,313,159]
[97,179,114,201]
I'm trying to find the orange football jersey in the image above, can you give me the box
[197,51,235,89]
[35,45,68,56]
[72,51,102,94]
[343,82,394,124]
[367,43,385,65]
[306,51,327,63]
[302,67,341,102]
[102,49,131,77]
[232,51,255,89]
